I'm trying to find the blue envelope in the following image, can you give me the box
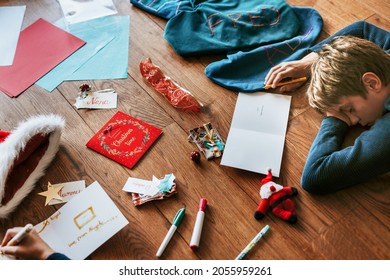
[36,16,129,92]
[66,16,129,81]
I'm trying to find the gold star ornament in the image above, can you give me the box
[38,182,64,206]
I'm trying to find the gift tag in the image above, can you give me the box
[74,88,117,109]
[122,177,159,196]
[39,180,86,205]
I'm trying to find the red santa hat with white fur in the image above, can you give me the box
[0,114,64,219]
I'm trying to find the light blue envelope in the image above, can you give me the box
[36,16,129,92]
[66,15,129,81]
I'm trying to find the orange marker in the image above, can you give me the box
[264,77,307,89]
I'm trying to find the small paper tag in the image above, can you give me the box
[74,89,117,109]
[153,174,176,192]
[48,180,86,205]
[122,177,159,196]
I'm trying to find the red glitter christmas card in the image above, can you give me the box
[86,111,163,169]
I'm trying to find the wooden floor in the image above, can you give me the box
[0,0,389,260]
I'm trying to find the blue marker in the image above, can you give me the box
[235,225,270,260]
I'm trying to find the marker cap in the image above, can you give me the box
[172,207,186,227]
[199,198,207,212]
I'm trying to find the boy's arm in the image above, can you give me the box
[310,21,390,53]
[264,21,389,91]
[301,114,390,194]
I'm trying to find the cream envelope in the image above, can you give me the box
[35,181,128,260]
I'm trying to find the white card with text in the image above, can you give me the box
[35,181,128,259]
[221,92,291,177]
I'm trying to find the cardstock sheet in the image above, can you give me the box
[0,18,85,97]
[35,21,115,92]
[65,15,129,81]
[36,16,129,91]
[0,6,26,66]
[221,92,291,177]
[35,181,129,260]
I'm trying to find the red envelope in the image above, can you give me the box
[86,111,163,169]
[0,18,85,97]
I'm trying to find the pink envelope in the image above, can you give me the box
[0,18,85,97]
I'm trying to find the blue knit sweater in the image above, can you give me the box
[301,22,390,194]
[301,97,390,194]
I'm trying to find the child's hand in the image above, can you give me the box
[0,227,55,260]
[264,52,318,92]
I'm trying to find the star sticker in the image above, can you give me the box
[38,182,64,206]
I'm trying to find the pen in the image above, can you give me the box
[6,224,34,246]
[190,198,207,250]
[235,224,270,260]
[156,208,186,257]
[264,77,307,89]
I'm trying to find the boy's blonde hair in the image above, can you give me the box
[307,36,390,112]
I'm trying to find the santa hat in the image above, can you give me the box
[0,115,65,219]
[259,169,283,199]
[261,169,273,185]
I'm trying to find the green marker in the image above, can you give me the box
[156,208,186,257]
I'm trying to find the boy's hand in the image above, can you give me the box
[264,52,318,92]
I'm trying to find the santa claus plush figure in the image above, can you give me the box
[254,169,298,224]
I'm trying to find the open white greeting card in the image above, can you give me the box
[35,181,128,260]
[221,92,291,177]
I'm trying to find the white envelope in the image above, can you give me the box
[35,181,128,260]
[221,92,291,177]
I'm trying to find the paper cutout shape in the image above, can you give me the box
[221,92,291,177]
[155,174,175,193]
[86,111,163,169]
[38,182,64,206]
[35,181,129,260]
[45,180,86,205]
[0,18,85,97]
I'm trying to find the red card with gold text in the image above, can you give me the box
[86,111,163,168]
